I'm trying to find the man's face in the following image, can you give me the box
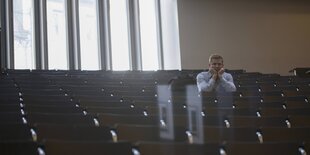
[209,58,224,72]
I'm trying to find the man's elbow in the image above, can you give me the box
[200,87,213,92]
[228,86,237,92]
[225,85,236,92]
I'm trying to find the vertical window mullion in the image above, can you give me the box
[34,0,41,69]
[1,0,7,68]
[155,0,164,70]
[6,0,14,69]
[33,0,48,70]
[97,0,111,70]
[127,0,141,70]
[66,0,81,70]
[65,0,73,69]
[39,0,48,69]
[72,0,81,70]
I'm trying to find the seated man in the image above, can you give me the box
[196,54,236,93]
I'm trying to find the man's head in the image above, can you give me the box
[209,54,224,72]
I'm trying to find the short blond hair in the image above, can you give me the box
[209,54,223,63]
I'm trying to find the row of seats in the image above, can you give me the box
[1,123,310,154]
[1,69,310,155]
[1,112,310,128]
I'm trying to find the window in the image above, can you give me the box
[3,0,181,71]
[110,0,130,70]
[139,0,159,70]
[160,0,181,70]
[79,0,99,70]
[47,0,68,69]
[13,0,35,69]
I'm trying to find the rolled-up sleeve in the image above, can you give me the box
[196,73,216,92]
[219,74,236,92]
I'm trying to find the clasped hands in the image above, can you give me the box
[210,68,225,81]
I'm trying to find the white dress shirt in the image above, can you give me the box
[196,71,236,93]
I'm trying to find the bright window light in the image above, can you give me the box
[47,0,68,69]
[13,0,35,69]
[139,0,159,71]
[110,0,130,70]
[79,0,99,70]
